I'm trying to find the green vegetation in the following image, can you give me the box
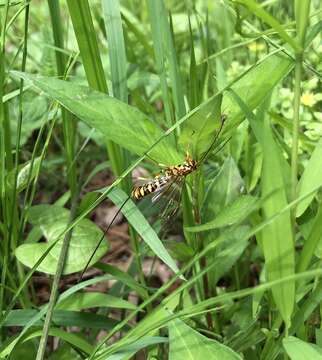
[0,0,321,359]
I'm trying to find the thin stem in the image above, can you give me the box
[9,2,30,307]
[0,0,11,337]
[192,170,213,330]
[36,194,79,360]
[290,55,302,218]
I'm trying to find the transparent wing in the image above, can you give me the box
[156,176,185,237]
[151,177,175,203]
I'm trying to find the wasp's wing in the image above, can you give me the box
[151,177,175,203]
[154,176,185,237]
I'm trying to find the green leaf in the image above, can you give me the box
[283,336,322,360]
[2,309,119,330]
[15,205,108,274]
[6,157,41,193]
[96,263,148,299]
[187,195,258,232]
[260,116,295,328]
[296,139,322,217]
[56,292,137,311]
[202,156,244,222]
[168,318,242,359]
[11,94,48,147]
[179,94,223,160]
[107,187,180,276]
[11,71,180,166]
[232,90,295,328]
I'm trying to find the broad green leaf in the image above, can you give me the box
[260,116,294,327]
[11,71,180,166]
[15,205,108,274]
[168,318,242,359]
[179,94,223,160]
[10,93,48,147]
[6,157,41,193]
[56,292,137,311]
[202,156,244,222]
[296,138,322,217]
[283,336,322,359]
[187,195,258,232]
[107,187,180,276]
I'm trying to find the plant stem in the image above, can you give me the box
[36,195,79,360]
[290,55,302,218]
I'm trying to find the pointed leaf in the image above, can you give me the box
[11,71,180,166]
[283,336,322,360]
[168,318,242,359]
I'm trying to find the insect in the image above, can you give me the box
[131,114,227,203]
[130,154,197,203]
[79,114,227,281]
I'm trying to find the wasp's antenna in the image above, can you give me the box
[78,194,131,282]
[199,113,227,164]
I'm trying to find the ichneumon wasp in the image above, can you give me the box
[79,113,228,281]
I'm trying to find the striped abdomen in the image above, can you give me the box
[164,158,197,177]
[131,175,171,200]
